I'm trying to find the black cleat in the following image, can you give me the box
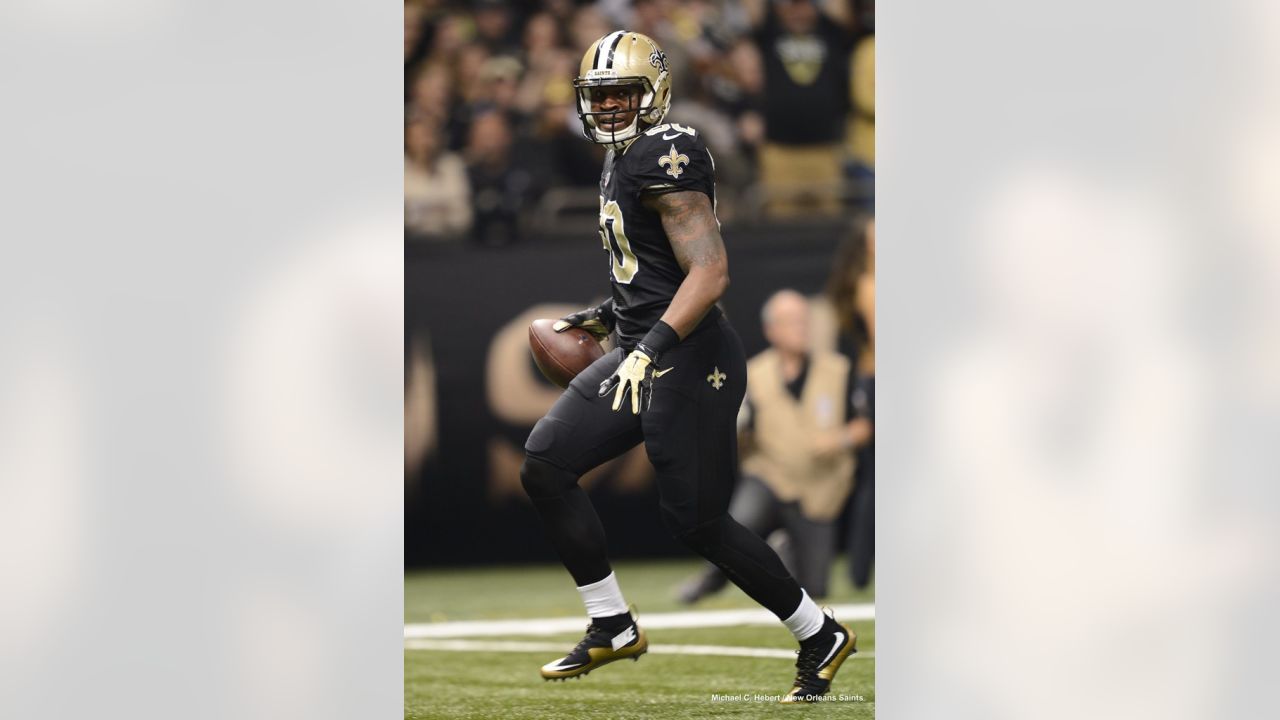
[539,618,648,680]
[779,612,857,703]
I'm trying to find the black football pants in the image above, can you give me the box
[521,315,804,619]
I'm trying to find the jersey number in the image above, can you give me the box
[599,198,638,284]
[644,123,696,137]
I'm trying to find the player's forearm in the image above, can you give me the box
[660,262,728,339]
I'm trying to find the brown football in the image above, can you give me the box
[528,318,605,389]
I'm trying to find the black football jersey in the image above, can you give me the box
[597,123,718,347]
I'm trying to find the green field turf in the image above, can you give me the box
[406,558,875,719]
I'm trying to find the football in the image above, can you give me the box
[528,318,605,389]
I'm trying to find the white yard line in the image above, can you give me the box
[404,603,874,639]
[405,638,874,660]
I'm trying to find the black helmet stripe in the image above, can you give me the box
[605,31,626,69]
[594,31,625,71]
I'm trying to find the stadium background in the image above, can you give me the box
[406,0,874,569]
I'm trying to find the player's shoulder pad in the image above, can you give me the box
[631,122,707,151]
[622,123,713,195]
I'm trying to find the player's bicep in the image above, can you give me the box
[643,190,726,274]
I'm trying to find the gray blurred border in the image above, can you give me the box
[4,0,1278,717]
[881,1,1278,718]
[0,3,402,719]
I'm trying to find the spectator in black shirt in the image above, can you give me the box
[472,0,523,57]
[749,0,856,218]
[465,110,523,246]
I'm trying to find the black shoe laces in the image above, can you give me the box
[792,641,825,686]
[571,624,610,655]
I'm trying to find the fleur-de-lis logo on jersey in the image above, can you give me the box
[706,366,727,390]
[659,144,689,179]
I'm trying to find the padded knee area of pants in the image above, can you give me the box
[524,416,560,456]
[520,456,577,499]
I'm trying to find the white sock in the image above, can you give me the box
[577,571,630,619]
[782,590,825,642]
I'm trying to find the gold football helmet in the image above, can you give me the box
[573,31,672,147]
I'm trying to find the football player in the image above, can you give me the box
[519,31,856,702]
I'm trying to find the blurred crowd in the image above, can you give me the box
[406,0,875,242]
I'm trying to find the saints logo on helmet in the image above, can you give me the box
[572,31,673,147]
[648,48,668,73]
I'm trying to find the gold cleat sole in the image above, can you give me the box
[540,629,649,681]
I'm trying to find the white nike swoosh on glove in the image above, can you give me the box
[661,133,681,140]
